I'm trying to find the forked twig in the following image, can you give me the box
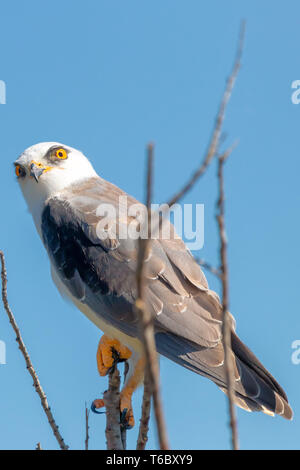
[135,143,169,450]
[164,21,245,210]
[0,250,68,450]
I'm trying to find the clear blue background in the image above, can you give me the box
[0,0,299,450]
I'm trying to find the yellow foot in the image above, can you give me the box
[96,334,132,377]
[119,357,145,428]
[92,396,134,428]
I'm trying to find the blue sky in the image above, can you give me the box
[0,0,299,450]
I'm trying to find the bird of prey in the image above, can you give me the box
[14,142,293,428]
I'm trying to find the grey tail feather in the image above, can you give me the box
[155,330,293,420]
[231,332,293,420]
[231,332,287,400]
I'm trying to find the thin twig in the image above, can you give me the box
[103,366,124,450]
[216,150,239,450]
[136,368,151,450]
[85,403,90,450]
[0,250,69,451]
[164,21,245,210]
[135,143,169,450]
[195,142,238,277]
[120,363,128,450]
[196,258,222,279]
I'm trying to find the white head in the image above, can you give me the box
[14,142,98,223]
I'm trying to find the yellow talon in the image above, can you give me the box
[96,335,132,376]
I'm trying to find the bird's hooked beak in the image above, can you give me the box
[30,161,52,182]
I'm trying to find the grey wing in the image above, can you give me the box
[41,176,223,348]
[41,176,292,419]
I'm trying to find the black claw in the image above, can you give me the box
[103,348,129,377]
[120,408,133,430]
[91,401,105,415]
[106,348,126,375]
[107,365,116,375]
[120,408,127,423]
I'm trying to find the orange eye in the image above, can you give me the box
[15,165,25,178]
[55,148,67,160]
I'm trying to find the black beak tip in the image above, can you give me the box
[32,173,39,183]
[30,163,45,183]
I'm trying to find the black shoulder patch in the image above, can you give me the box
[41,202,111,296]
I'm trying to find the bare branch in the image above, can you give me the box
[135,143,169,450]
[0,250,69,451]
[164,21,245,209]
[103,366,124,450]
[136,368,151,450]
[85,403,90,450]
[216,149,239,450]
[195,141,238,280]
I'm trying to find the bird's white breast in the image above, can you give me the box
[50,265,142,353]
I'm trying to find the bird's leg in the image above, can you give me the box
[119,356,145,428]
[92,335,145,429]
